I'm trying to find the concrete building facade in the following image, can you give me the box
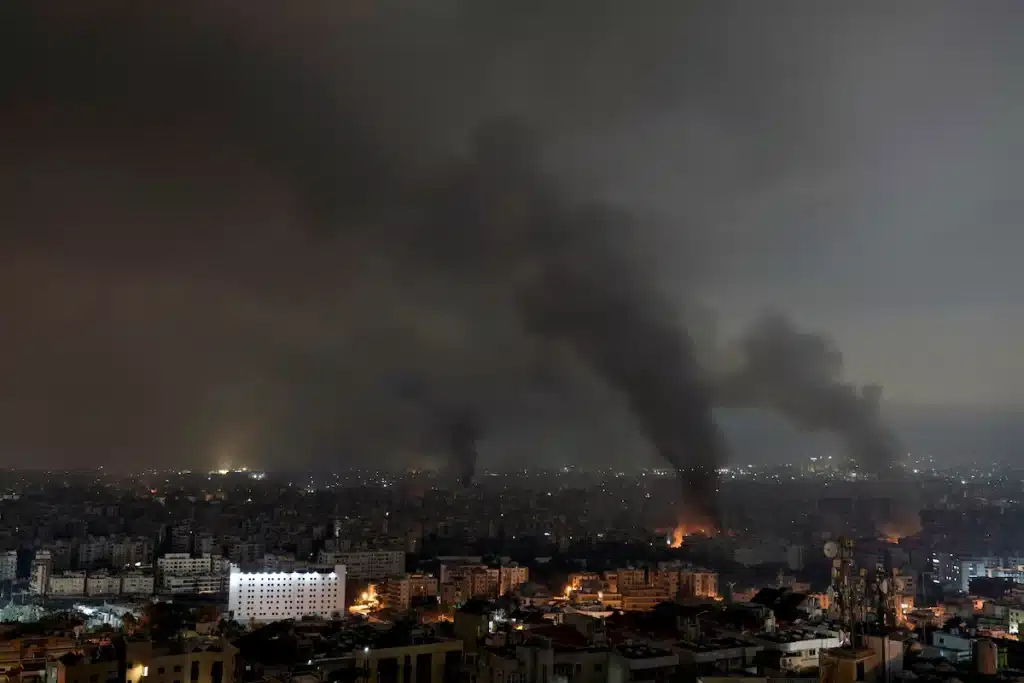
[228,564,346,623]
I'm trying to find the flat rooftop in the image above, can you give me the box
[754,628,839,644]
[617,644,675,660]
[231,567,340,575]
[675,637,755,654]
[824,647,875,660]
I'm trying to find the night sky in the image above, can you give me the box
[3,1,1024,471]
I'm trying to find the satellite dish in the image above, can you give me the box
[879,579,890,594]
[824,541,839,559]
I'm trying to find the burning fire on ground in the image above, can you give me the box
[349,584,380,614]
[668,522,717,548]
[878,517,922,545]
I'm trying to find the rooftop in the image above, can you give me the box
[754,627,839,644]
[231,566,339,576]
[823,647,875,660]
[675,637,755,654]
[617,644,675,660]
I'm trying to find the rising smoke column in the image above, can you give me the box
[393,375,485,488]
[518,219,724,526]
[446,408,483,487]
[717,313,899,473]
[424,123,726,524]
[5,4,728,521]
[0,2,913,524]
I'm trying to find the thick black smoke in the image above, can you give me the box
[397,122,724,518]
[393,374,486,488]
[446,408,483,488]
[0,3,909,524]
[717,314,900,473]
[518,213,723,523]
[410,122,722,520]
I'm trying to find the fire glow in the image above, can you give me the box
[348,584,380,614]
[668,523,716,548]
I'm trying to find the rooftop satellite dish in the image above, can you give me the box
[824,541,839,559]
[879,579,890,594]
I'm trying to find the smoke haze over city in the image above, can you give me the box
[3,1,1024,474]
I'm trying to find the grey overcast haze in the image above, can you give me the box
[2,0,1024,472]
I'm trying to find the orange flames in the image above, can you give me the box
[879,519,921,544]
[668,523,716,548]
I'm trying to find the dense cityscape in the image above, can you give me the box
[8,1,1024,683]
[0,461,1013,681]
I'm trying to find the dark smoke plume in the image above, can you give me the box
[446,408,483,487]
[518,213,723,524]
[717,314,900,473]
[393,374,486,488]
[0,3,911,525]
[415,122,726,522]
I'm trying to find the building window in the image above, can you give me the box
[856,661,866,681]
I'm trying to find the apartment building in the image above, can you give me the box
[109,537,153,568]
[48,638,238,683]
[498,565,530,597]
[0,550,18,582]
[228,564,346,623]
[31,551,52,595]
[621,587,669,612]
[77,537,108,569]
[319,550,404,581]
[158,554,223,576]
[49,572,87,597]
[228,543,265,568]
[439,563,529,601]
[86,572,123,596]
[261,554,297,573]
[615,568,647,592]
[121,573,156,596]
[650,569,680,598]
[681,569,719,599]
[163,575,228,595]
[384,573,439,611]
[332,637,462,683]
[0,636,78,677]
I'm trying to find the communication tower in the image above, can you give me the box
[824,537,859,640]
[825,538,899,644]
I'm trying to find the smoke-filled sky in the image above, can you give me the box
[3,1,1024,471]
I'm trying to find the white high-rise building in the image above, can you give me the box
[228,564,346,623]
